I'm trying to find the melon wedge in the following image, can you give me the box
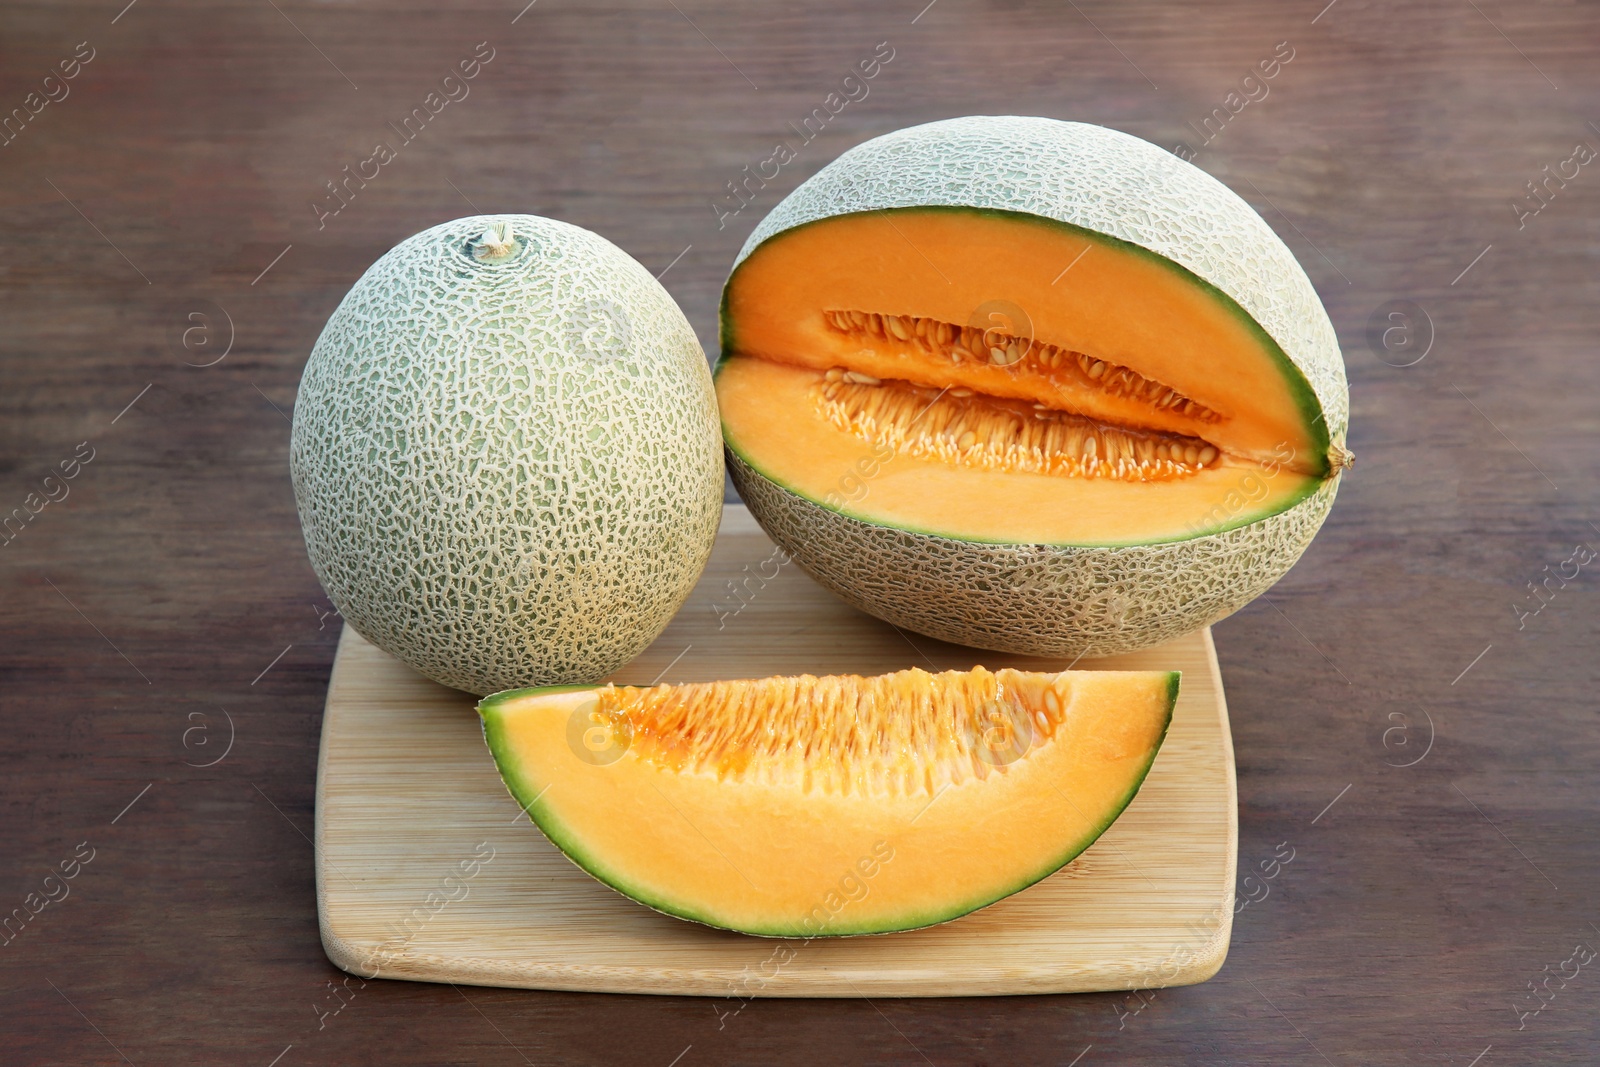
[479,666,1177,937]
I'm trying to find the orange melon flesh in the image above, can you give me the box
[719,357,1316,546]
[479,667,1177,937]
[718,206,1334,545]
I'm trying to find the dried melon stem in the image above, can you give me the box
[823,308,1225,424]
[469,221,520,263]
[592,668,1071,796]
[817,374,1220,482]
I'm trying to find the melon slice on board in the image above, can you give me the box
[479,666,1177,937]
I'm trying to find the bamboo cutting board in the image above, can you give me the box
[315,505,1237,997]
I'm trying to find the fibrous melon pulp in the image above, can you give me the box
[292,215,723,695]
[718,117,1350,657]
[480,666,1176,936]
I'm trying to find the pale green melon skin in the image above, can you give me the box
[292,215,723,694]
[724,117,1348,657]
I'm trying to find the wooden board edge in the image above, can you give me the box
[1165,625,1238,988]
[315,623,363,972]
[326,943,1229,998]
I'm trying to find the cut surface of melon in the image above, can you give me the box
[480,667,1176,937]
[718,206,1336,545]
[720,357,1315,546]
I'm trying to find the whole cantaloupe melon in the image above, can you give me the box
[291,215,722,694]
[718,117,1350,658]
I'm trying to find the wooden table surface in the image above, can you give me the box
[3,1,1597,1064]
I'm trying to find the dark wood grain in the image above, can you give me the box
[3,0,1598,1063]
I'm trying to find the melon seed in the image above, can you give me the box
[817,308,1223,423]
[844,371,881,385]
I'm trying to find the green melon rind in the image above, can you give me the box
[730,116,1347,444]
[719,204,1332,477]
[478,676,1176,938]
[730,449,1338,658]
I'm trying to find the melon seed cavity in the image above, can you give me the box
[595,667,1071,794]
[822,308,1224,423]
[816,374,1220,482]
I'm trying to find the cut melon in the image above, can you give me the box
[717,117,1350,656]
[480,666,1177,937]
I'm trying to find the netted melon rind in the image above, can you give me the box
[729,451,1338,658]
[291,215,723,695]
[734,116,1347,441]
